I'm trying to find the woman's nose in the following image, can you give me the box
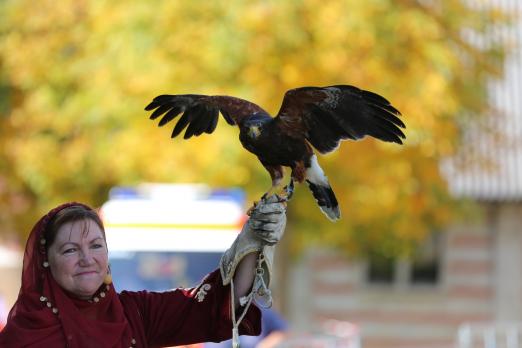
[79,249,95,265]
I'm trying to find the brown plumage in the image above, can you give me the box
[145,85,406,221]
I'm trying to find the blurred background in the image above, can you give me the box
[0,0,521,347]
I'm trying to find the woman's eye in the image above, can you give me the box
[63,248,76,254]
[92,244,102,249]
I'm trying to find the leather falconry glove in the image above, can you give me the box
[220,194,287,296]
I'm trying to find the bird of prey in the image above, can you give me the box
[145,85,405,221]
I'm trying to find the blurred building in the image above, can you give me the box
[284,1,522,348]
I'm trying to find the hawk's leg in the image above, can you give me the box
[283,178,294,200]
[282,160,306,201]
[246,165,284,215]
[263,164,285,199]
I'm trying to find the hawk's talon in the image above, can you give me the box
[246,201,259,216]
[275,193,285,203]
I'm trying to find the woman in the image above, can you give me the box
[0,195,287,347]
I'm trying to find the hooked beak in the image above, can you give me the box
[248,126,261,139]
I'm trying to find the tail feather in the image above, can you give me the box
[303,154,341,221]
[306,179,340,221]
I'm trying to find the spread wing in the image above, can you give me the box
[145,94,267,139]
[273,85,406,154]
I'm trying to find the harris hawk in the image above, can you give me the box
[145,85,405,221]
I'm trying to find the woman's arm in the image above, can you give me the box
[231,252,259,309]
[119,269,262,347]
[220,195,287,310]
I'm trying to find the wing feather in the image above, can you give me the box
[171,112,191,138]
[150,104,174,120]
[145,94,268,140]
[158,106,183,126]
[302,108,344,153]
[273,85,405,153]
[205,108,219,133]
[183,105,210,138]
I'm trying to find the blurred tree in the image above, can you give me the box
[0,0,506,256]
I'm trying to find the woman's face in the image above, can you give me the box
[47,218,108,299]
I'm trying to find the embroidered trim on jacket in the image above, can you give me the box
[196,284,211,302]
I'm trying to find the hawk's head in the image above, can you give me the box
[244,112,270,139]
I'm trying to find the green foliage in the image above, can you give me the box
[0,0,507,255]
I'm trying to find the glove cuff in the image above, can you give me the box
[220,228,274,290]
